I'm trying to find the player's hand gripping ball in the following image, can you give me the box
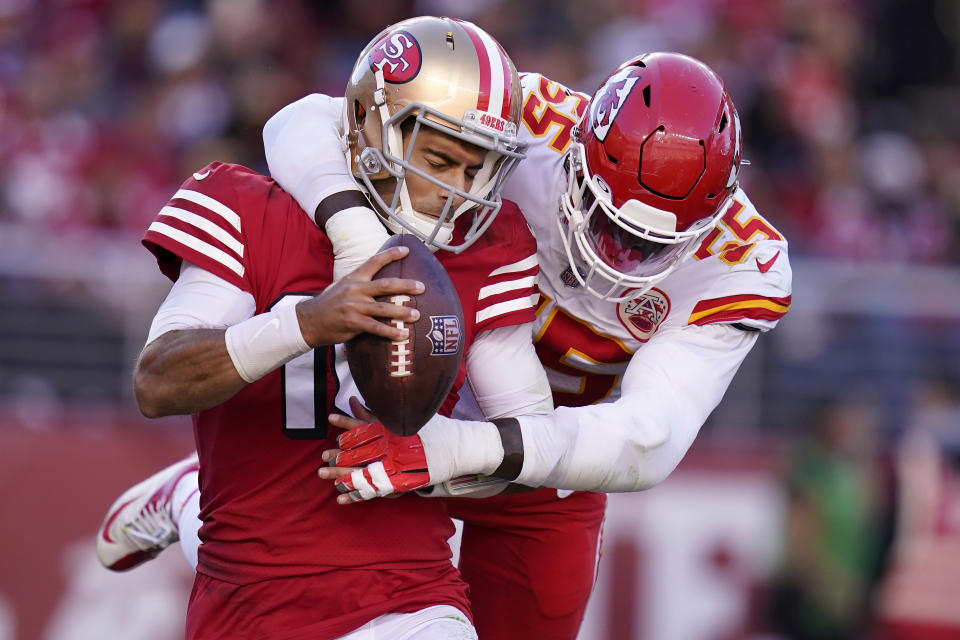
[345,234,464,436]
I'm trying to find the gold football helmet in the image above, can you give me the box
[345,16,525,252]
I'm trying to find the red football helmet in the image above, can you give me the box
[559,52,744,300]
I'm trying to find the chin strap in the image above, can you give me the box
[452,149,497,219]
[374,69,402,166]
[417,416,523,498]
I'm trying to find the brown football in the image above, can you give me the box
[345,234,464,436]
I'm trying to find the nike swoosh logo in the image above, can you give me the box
[251,317,281,342]
[193,169,211,180]
[756,250,780,274]
[101,497,137,544]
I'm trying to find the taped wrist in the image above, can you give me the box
[224,303,310,383]
[323,200,390,282]
[418,415,504,483]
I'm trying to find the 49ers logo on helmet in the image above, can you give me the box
[369,30,422,83]
[590,68,640,143]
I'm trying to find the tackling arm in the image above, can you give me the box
[328,321,554,500]
[263,93,389,281]
[419,322,553,497]
[262,93,354,220]
[509,323,757,491]
[331,323,758,498]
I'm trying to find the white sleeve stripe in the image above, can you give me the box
[476,293,539,324]
[172,189,241,232]
[158,206,244,257]
[147,222,245,278]
[488,254,537,277]
[478,275,537,300]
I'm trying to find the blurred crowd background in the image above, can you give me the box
[1,1,959,639]
[3,0,960,255]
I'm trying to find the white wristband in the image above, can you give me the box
[224,303,311,383]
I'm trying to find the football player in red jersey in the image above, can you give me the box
[97,17,554,640]
[288,53,792,640]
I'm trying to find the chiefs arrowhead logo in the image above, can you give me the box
[590,68,641,142]
[595,81,627,128]
[617,288,670,343]
[368,30,422,84]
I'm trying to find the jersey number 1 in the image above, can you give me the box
[275,294,338,439]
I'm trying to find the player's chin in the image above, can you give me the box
[414,207,443,220]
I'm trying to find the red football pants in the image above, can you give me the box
[446,488,606,640]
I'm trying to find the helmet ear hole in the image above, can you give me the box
[718,113,727,133]
[355,101,366,126]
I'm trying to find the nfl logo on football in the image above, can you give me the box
[428,316,461,355]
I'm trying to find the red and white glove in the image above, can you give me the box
[323,408,510,503]
[330,423,432,501]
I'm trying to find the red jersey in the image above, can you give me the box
[141,162,538,638]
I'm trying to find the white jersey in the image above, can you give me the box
[505,73,792,408]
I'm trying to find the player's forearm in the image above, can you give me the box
[135,300,313,417]
[508,404,695,492]
[439,400,684,493]
[418,406,685,493]
[133,329,246,417]
[509,326,758,492]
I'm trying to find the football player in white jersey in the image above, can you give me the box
[312,52,793,639]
